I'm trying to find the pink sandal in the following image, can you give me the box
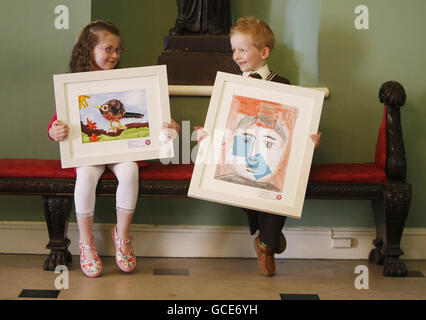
[111,225,136,272]
[79,237,102,278]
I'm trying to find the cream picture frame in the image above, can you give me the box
[188,72,324,218]
[53,65,173,168]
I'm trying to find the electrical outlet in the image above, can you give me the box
[331,238,352,248]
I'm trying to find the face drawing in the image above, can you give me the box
[231,121,286,181]
[214,95,298,193]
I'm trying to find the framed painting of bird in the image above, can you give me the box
[53,65,173,168]
[79,91,149,143]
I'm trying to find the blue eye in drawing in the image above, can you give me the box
[233,135,254,158]
[233,135,272,179]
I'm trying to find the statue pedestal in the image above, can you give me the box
[157,35,240,85]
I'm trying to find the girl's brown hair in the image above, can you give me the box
[68,20,121,73]
[230,16,275,51]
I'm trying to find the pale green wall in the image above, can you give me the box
[0,0,425,229]
[0,0,91,219]
[317,0,426,228]
[0,0,90,159]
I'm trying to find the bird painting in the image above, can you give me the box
[95,99,143,133]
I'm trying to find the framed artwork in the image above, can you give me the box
[53,65,173,168]
[188,72,324,218]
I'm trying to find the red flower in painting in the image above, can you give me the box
[90,134,99,142]
[86,118,97,130]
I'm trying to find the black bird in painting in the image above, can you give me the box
[96,99,143,132]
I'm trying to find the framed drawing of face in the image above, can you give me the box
[53,65,173,168]
[188,72,324,218]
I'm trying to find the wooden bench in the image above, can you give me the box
[0,81,411,277]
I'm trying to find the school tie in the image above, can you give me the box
[248,72,262,79]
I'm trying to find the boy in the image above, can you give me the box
[196,16,321,277]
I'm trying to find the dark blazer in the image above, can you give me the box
[266,71,291,85]
[245,70,290,249]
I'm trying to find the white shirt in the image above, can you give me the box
[242,65,271,80]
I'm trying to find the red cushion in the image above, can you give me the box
[0,159,192,181]
[0,159,385,183]
[98,161,194,180]
[309,163,386,184]
[375,106,387,168]
[140,162,194,180]
[0,159,76,179]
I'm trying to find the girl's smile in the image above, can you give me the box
[92,31,121,71]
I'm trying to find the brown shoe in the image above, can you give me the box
[254,237,276,277]
[275,232,287,254]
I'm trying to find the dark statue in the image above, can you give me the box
[169,0,232,35]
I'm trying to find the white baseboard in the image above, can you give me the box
[0,221,425,259]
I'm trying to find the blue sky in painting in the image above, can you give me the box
[79,90,148,131]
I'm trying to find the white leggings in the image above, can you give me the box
[74,162,139,218]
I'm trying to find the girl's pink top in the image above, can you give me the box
[47,112,57,141]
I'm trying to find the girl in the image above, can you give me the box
[48,21,179,278]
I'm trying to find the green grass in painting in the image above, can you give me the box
[82,127,150,143]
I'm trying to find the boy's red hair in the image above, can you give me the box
[230,16,275,51]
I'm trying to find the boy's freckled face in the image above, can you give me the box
[93,31,121,71]
[230,33,267,72]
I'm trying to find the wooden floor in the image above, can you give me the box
[0,254,425,301]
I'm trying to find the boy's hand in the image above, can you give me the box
[310,132,322,148]
[49,120,69,141]
[194,126,209,144]
[162,118,180,139]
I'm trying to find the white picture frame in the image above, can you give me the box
[188,72,324,219]
[53,65,173,168]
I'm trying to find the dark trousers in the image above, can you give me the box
[244,209,286,249]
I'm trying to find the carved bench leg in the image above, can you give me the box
[371,183,411,277]
[42,195,73,271]
[368,237,385,265]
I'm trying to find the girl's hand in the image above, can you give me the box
[194,126,209,144]
[162,118,180,139]
[49,120,69,141]
[310,131,322,148]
